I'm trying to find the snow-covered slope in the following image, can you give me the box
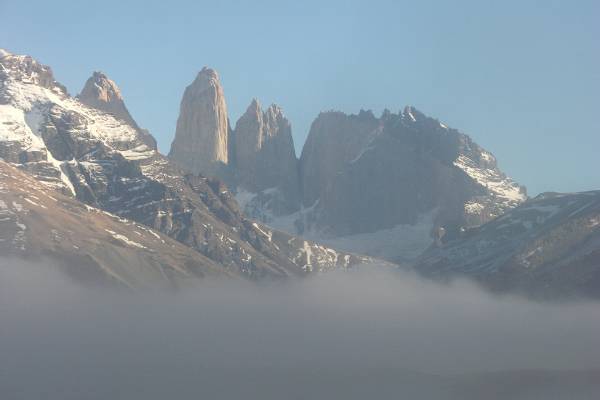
[0,160,233,287]
[0,49,154,195]
[453,142,526,226]
[417,191,600,298]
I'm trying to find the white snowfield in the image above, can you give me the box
[454,154,526,214]
[0,49,156,194]
[1,76,150,150]
[237,188,436,262]
[104,229,147,249]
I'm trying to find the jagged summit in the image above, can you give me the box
[188,67,223,95]
[232,98,300,214]
[265,103,285,119]
[285,106,527,260]
[163,65,525,263]
[78,71,132,124]
[0,49,67,95]
[245,97,261,113]
[236,100,288,144]
[240,99,286,127]
[197,66,219,80]
[80,71,124,100]
[0,50,156,181]
[77,70,157,149]
[402,105,422,122]
[241,98,262,122]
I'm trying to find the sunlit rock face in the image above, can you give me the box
[78,71,156,149]
[232,99,300,215]
[168,70,301,216]
[78,71,137,127]
[0,48,67,95]
[169,67,229,177]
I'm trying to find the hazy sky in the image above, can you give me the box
[1,0,598,195]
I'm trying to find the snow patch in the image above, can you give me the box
[23,197,47,209]
[454,154,526,206]
[121,145,155,161]
[11,201,23,212]
[45,151,76,196]
[308,212,436,262]
[104,229,147,249]
[252,222,273,242]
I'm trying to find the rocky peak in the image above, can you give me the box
[78,71,136,127]
[193,67,221,91]
[263,104,287,135]
[168,66,229,177]
[295,107,527,255]
[232,99,300,213]
[0,49,67,95]
[247,97,261,113]
[403,105,421,122]
[234,100,290,151]
[77,71,157,150]
[234,98,263,152]
[83,71,123,100]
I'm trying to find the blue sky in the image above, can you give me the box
[1,0,598,195]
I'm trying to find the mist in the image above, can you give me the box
[1,258,599,400]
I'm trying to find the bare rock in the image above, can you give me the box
[232,99,300,214]
[78,71,157,150]
[299,110,380,207]
[169,67,229,177]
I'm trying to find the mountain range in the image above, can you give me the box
[1,48,599,298]
[0,49,368,287]
[168,67,527,263]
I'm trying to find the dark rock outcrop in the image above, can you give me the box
[232,99,300,214]
[300,109,380,208]
[297,106,526,240]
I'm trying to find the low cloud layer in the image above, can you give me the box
[1,258,599,399]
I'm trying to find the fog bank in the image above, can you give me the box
[1,258,599,399]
